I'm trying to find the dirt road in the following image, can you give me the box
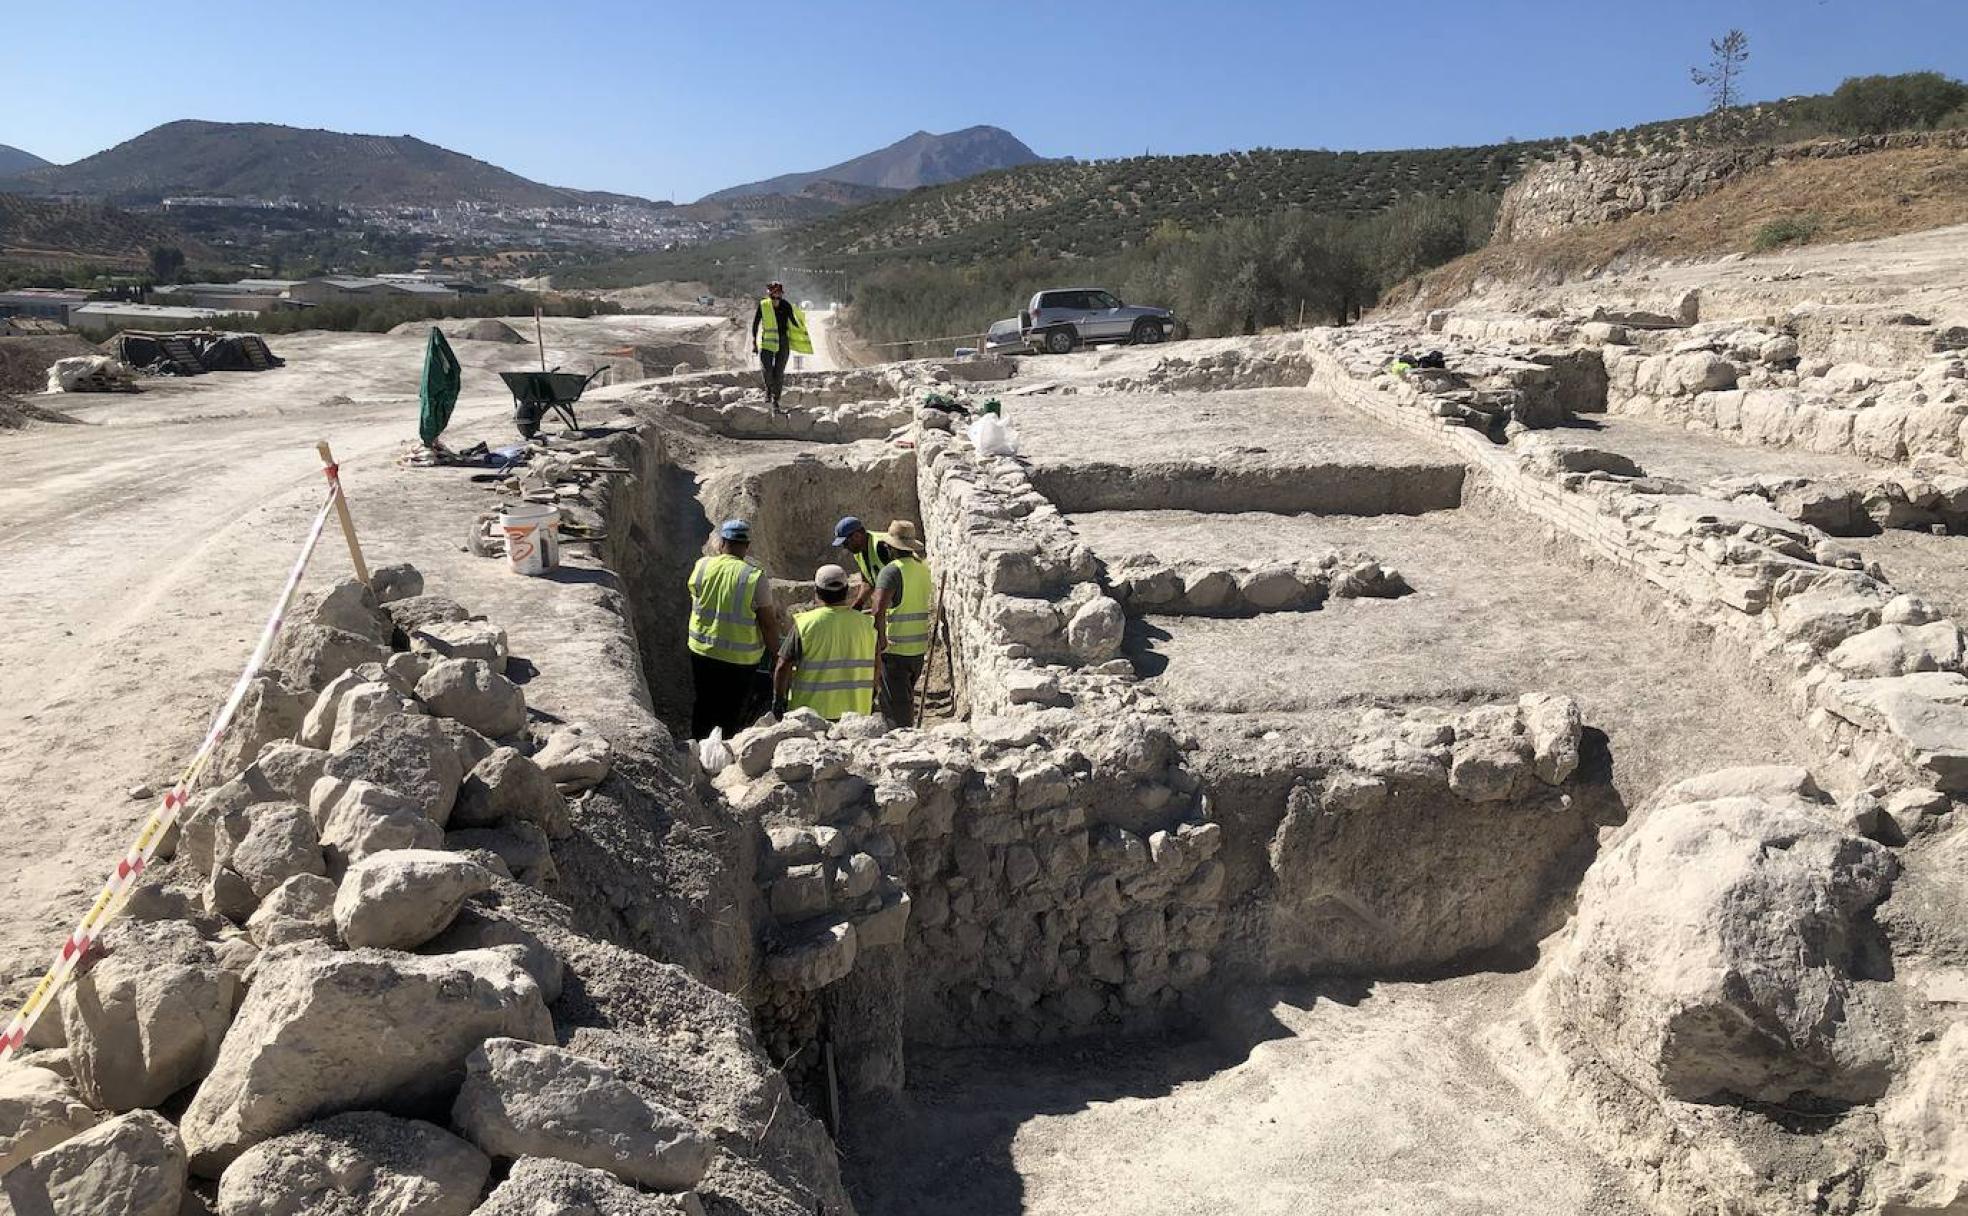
[0,318,718,987]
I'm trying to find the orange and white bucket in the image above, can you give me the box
[499,503,560,576]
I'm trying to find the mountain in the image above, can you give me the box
[701,126,1045,202]
[0,145,51,177]
[4,120,661,209]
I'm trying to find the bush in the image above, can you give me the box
[1824,72,1968,134]
[1752,215,1821,252]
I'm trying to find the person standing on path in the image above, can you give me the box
[686,519,779,740]
[774,564,879,722]
[869,520,932,727]
[751,280,811,408]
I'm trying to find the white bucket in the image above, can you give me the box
[499,503,560,576]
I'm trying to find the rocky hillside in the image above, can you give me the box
[1402,131,1968,306]
[0,145,50,178]
[701,125,1043,201]
[1494,129,1968,242]
[2,120,658,209]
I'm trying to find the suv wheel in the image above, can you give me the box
[1044,326,1079,355]
[1131,319,1166,345]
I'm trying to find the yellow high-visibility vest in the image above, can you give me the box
[788,605,876,721]
[851,531,891,588]
[882,554,933,658]
[686,554,764,665]
[758,297,814,355]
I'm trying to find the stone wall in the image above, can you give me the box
[1493,131,1968,243]
[914,418,1133,716]
[1310,326,1968,807]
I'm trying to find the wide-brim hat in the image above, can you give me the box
[883,520,924,554]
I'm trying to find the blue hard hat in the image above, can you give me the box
[831,516,865,546]
[719,519,751,542]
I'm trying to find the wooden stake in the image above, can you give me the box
[534,305,547,373]
[316,440,371,586]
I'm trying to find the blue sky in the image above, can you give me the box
[4,0,1965,201]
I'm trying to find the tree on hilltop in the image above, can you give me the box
[1692,29,1750,113]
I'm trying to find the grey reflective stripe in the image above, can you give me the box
[888,611,929,622]
[793,678,875,693]
[801,658,874,672]
[695,609,757,625]
[689,628,737,649]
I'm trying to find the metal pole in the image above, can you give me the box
[316,440,371,586]
[534,305,547,372]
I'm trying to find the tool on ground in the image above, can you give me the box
[534,305,547,373]
[917,569,946,711]
[317,440,370,587]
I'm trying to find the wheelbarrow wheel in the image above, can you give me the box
[515,401,546,439]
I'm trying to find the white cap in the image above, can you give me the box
[815,564,850,591]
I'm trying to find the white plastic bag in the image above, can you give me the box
[966,414,1020,456]
[695,727,733,774]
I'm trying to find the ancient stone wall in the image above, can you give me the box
[1310,327,1968,804]
[1493,131,1968,243]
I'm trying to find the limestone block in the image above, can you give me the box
[0,1066,97,1178]
[214,1111,487,1216]
[309,579,392,646]
[271,623,392,692]
[1518,693,1582,785]
[1828,621,1966,679]
[61,920,238,1112]
[2,1109,184,1216]
[1772,586,1886,652]
[452,748,571,838]
[409,619,510,673]
[322,715,467,826]
[224,803,325,900]
[331,684,426,753]
[383,594,472,637]
[310,777,445,870]
[1065,596,1125,663]
[764,920,857,991]
[245,873,338,949]
[179,946,551,1174]
[333,850,496,950]
[367,562,425,605]
[1541,792,1898,1104]
[416,659,526,740]
[473,1158,704,1215]
[452,1038,711,1191]
[770,865,832,921]
[533,722,612,791]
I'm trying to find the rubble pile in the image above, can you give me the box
[0,570,849,1216]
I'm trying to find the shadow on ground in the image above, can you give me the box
[841,979,1369,1216]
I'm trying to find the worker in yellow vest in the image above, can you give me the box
[832,515,894,611]
[686,519,779,740]
[774,564,878,722]
[869,519,932,727]
[750,280,811,409]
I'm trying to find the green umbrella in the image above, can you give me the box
[418,326,462,446]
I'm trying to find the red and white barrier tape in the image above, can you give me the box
[0,481,343,1064]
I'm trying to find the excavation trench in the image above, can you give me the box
[594,390,1821,1215]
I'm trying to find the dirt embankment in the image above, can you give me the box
[0,334,103,395]
[1401,142,1968,309]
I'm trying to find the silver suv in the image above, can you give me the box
[1021,288,1176,354]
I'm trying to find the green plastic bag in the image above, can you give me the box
[418,327,462,446]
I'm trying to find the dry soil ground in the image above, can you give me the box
[0,316,748,981]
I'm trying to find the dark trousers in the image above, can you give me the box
[759,345,790,403]
[691,652,756,740]
[881,652,924,728]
